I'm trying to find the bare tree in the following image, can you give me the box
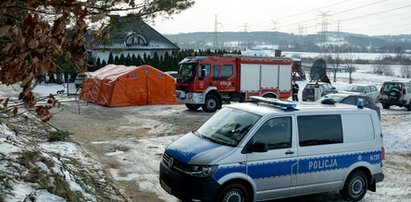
[0,0,194,121]
[372,64,385,75]
[342,52,356,84]
[401,65,411,78]
[331,53,342,82]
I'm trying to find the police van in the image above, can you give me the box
[159,96,384,201]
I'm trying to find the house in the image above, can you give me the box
[92,15,180,64]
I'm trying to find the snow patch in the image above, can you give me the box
[105,150,124,156]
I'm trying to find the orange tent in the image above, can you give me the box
[80,65,176,107]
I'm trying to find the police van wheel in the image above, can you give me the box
[340,171,368,201]
[217,183,250,202]
[202,94,219,112]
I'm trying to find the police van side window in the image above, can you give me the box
[297,115,343,147]
[251,117,292,150]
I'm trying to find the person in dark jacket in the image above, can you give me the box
[292,81,299,101]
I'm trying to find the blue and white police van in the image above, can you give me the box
[159,97,384,201]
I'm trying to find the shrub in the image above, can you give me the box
[48,131,71,142]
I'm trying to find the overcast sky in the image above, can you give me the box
[150,0,411,36]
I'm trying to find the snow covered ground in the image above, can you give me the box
[1,64,411,201]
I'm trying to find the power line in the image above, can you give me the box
[233,0,352,30]
[277,0,390,32]
[276,0,352,20]
[332,0,388,16]
[279,2,411,34]
[238,0,389,32]
[340,4,411,22]
[347,15,411,31]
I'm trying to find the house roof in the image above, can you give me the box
[96,16,179,51]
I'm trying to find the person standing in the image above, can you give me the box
[314,82,323,101]
[292,81,299,101]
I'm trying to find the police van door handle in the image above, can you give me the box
[285,150,294,155]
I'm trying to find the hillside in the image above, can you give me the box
[164,31,411,53]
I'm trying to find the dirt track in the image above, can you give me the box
[48,99,411,202]
[49,101,213,201]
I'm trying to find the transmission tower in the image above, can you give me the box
[213,15,222,50]
[272,21,277,32]
[298,24,304,35]
[242,23,248,32]
[318,11,331,54]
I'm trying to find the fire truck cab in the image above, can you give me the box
[176,56,293,112]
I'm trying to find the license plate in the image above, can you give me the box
[160,179,172,194]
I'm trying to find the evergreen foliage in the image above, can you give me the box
[107,52,114,65]
[92,49,240,71]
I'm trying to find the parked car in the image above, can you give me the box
[340,84,379,102]
[165,71,178,81]
[74,72,92,89]
[379,81,411,110]
[318,93,381,118]
[302,82,337,101]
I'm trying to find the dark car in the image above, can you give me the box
[379,81,411,110]
[318,93,381,118]
[302,82,338,101]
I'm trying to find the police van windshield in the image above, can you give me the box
[177,63,197,83]
[196,107,261,147]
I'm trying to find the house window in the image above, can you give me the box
[125,34,147,46]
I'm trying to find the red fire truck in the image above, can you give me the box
[176,56,293,112]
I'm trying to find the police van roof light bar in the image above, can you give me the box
[249,96,296,109]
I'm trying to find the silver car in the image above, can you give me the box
[340,84,379,102]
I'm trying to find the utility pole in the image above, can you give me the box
[298,24,304,35]
[242,23,248,50]
[318,11,331,55]
[272,21,277,32]
[213,15,222,50]
[272,20,278,53]
[334,20,342,82]
[242,23,248,32]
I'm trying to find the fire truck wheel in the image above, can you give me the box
[185,104,201,111]
[202,94,220,112]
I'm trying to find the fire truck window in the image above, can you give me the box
[199,64,211,79]
[213,65,221,79]
[221,65,233,79]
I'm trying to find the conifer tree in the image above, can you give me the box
[119,53,126,65]
[114,55,120,65]
[108,52,114,64]
[131,54,138,66]
[125,53,132,66]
